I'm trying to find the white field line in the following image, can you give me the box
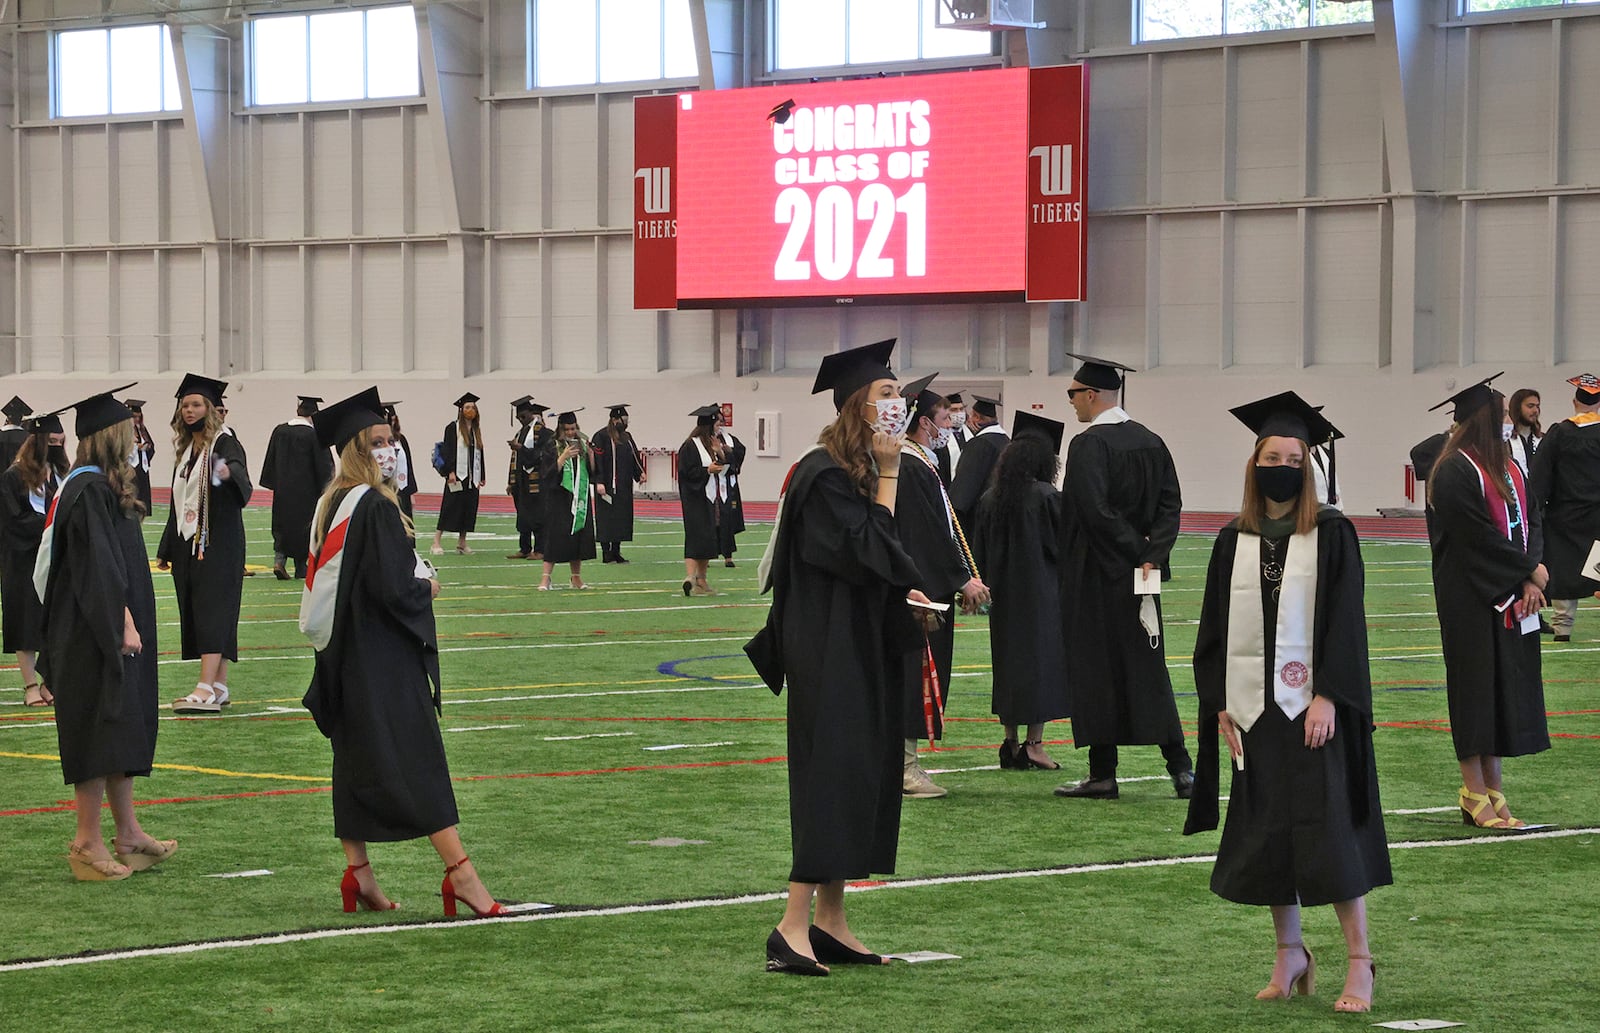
[2,826,1593,973]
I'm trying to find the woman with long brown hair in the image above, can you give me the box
[300,388,504,917]
[1,415,70,706]
[678,405,735,596]
[1425,382,1549,828]
[431,393,485,555]
[1185,393,1389,1014]
[745,338,931,976]
[536,409,596,590]
[37,388,174,880]
[157,373,252,714]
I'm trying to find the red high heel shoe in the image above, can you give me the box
[340,861,398,913]
[442,856,506,917]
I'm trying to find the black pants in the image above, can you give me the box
[1088,741,1192,781]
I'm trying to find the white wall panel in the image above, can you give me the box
[663,309,714,371]
[67,126,110,244]
[117,252,159,371]
[68,254,110,369]
[19,131,64,247]
[493,103,543,231]
[259,249,305,371]
[165,251,206,373]
[975,307,1016,373]
[1086,57,1148,210]
[549,238,597,369]
[605,236,657,370]
[549,98,600,228]
[1473,23,1553,191]
[1562,19,1600,185]
[308,247,350,371]
[22,257,64,371]
[360,244,405,372]
[165,123,209,243]
[257,116,306,239]
[1157,52,1223,205]
[1473,199,1548,362]
[1232,45,1303,202]
[907,305,971,371]
[114,124,161,243]
[489,239,542,369]
[1156,214,1220,366]
[1309,37,1380,198]
[1435,202,1463,364]
[1085,216,1147,351]
[412,243,454,372]
[360,110,407,237]
[843,309,903,361]
[411,109,445,234]
[776,308,840,375]
[1230,211,1298,366]
[311,113,355,238]
[605,95,636,225]
[1562,197,1600,362]
[1308,207,1380,366]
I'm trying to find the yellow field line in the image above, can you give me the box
[0,751,329,783]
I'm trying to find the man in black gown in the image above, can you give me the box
[948,394,1007,530]
[592,404,643,564]
[1530,373,1600,642]
[260,395,333,580]
[894,375,990,799]
[934,392,966,485]
[506,397,549,559]
[1054,354,1194,800]
[714,409,748,567]
[123,398,156,515]
[0,396,32,471]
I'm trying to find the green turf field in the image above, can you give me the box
[1,508,1596,1032]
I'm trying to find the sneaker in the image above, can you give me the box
[902,765,948,799]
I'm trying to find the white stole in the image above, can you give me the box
[1224,526,1317,733]
[299,485,372,651]
[172,441,211,541]
[454,426,482,485]
[693,436,727,504]
[717,429,738,489]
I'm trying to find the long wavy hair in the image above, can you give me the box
[76,421,142,518]
[312,426,410,549]
[817,383,879,498]
[1509,388,1542,437]
[170,397,223,458]
[1237,436,1320,535]
[1429,390,1513,506]
[15,433,70,492]
[982,434,1060,528]
[455,406,484,452]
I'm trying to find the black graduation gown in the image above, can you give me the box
[260,421,333,569]
[0,467,54,653]
[302,489,458,842]
[157,433,252,660]
[592,430,643,543]
[933,445,953,486]
[1058,418,1186,747]
[436,424,483,533]
[744,451,923,883]
[721,432,748,540]
[508,422,547,541]
[39,473,159,785]
[1184,511,1391,907]
[1529,416,1600,599]
[1410,431,1449,483]
[947,429,1009,529]
[538,437,597,564]
[1427,453,1550,760]
[395,435,417,518]
[132,424,156,515]
[0,428,27,473]
[973,481,1070,726]
[678,439,736,560]
[894,451,969,741]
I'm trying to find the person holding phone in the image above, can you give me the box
[536,409,596,590]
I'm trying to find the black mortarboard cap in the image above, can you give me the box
[297,395,323,412]
[767,99,796,125]
[812,339,897,411]
[606,403,631,418]
[60,382,138,438]
[556,408,585,423]
[1569,373,1600,403]
[1065,352,1136,396]
[1229,391,1338,446]
[174,372,227,406]
[972,394,1000,419]
[313,387,387,450]
[2,396,32,423]
[900,373,942,423]
[1427,372,1504,422]
[25,413,64,435]
[690,404,720,425]
[512,395,549,414]
[453,392,480,408]
[123,398,146,411]
[1012,410,1065,452]
[944,391,965,406]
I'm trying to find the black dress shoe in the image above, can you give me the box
[808,926,884,966]
[724,559,737,568]
[1054,777,1119,799]
[1554,633,1571,642]
[998,739,1020,769]
[614,554,629,564]
[766,929,828,975]
[272,566,290,581]
[1171,770,1195,799]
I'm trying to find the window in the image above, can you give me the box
[533,0,697,88]
[251,5,420,106]
[1463,0,1600,11]
[771,0,994,71]
[1139,1,1374,43]
[54,24,182,117]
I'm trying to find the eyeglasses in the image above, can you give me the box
[1066,388,1095,399]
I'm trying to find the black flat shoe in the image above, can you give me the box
[682,579,693,597]
[766,929,828,975]
[998,739,1020,770]
[1054,776,1119,799]
[809,925,885,966]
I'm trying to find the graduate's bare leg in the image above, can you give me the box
[18,650,51,704]
[568,560,583,587]
[456,531,470,553]
[1331,896,1374,1010]
[1456,755,1516,825]
[1478,755,1522,824]
[67,777,131,878]
[1260,903,1311,997]
[431,527,445,553]
[429,827,497,912]
[775,882,825,965]
[107,773,174,858]
[812,881,884,959]
[339,840,396,910]
[1022,723,1057,768]
[539,560,554,589]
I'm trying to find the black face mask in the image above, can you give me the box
[184,417,207,433]
[47,445,70,469]
[1255,464,1303,503]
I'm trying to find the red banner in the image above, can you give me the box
[1025,64,1087,302]
[633,94,679,310]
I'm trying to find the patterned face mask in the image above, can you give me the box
[371,445,400,482]
[930,423,955,450]
[868,397,911,438]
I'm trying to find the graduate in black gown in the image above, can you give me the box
[1529,374,1600,640]
[933,392,965,485]
[125,398,156,516]
[0,396,31,471]
[679,405,736,596]
[505,397,549,559]
[973,412,1070,771]
[37,387,176,881]
[260,395,334,580]
[1055,354,1194,799]
[1184,393,1389,1015]
[1,417,68,707]
[299,388,504,917]
[431,394,485,555]
[537,409,596,590]
[157,373,253,714]
[893,375,990,799]
[946,394,1008,530]
[744,338,930,975]
[381,401,418,518]
[1425,382,1550,829]
[715,410,748,567]
[592,404,643,564]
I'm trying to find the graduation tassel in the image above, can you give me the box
[920,633,944,743]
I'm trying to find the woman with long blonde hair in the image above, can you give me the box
[157,373,253,714]
[745,339,931,975]
[536,409,596,590]
[300,388,504,917]
[1,415,70,706]
[37,388,174,880]
[431,393,485,555]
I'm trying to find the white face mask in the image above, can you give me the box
[869,397,911,438]
[930,424,955,451]
[949,409,968,429]
[1502,422,1515,443]
[371,445,400,482]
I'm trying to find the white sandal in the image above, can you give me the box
[210,683,231,707]
[171,684,221,714]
